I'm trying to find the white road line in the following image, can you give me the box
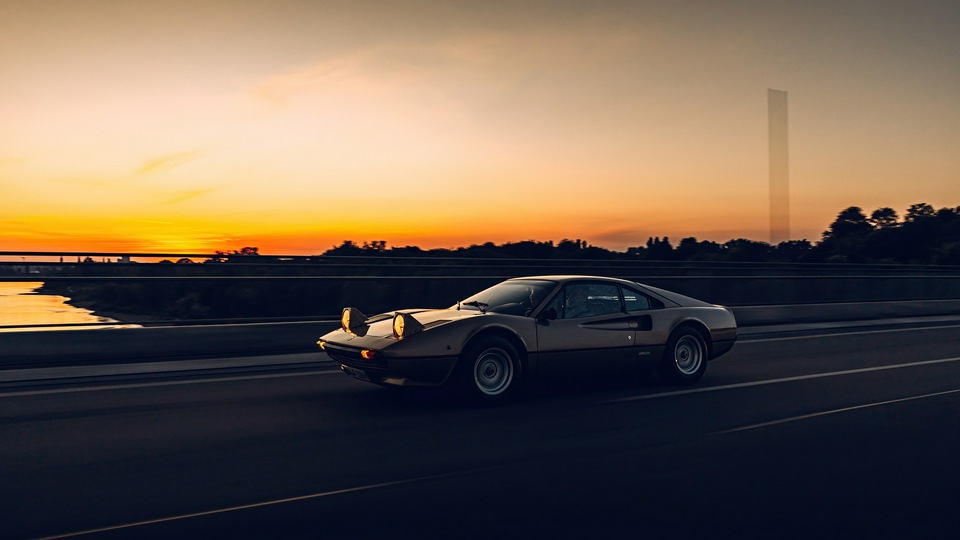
[604,356,960,404]
[741,322,960,343]
[38,470,472,539]
[715,388,960,435]
[0,369,341,398]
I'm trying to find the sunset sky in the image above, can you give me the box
[1,0,958,254]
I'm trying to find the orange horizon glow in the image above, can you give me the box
[2,1,957,255]
[0,199,797,255]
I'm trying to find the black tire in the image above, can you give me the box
[455,337,522,405]
[658,327,708,385]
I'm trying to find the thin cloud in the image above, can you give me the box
[136,150,202,175]
[0,156,24,167]
[590,227,651,248]
[158,187,220,205]
[250,28,646,106]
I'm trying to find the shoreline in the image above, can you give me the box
[36,282,162,324]
[0,281,141,328]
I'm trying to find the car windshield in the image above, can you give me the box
[458,279,557,316]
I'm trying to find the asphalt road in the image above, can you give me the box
[3,321,960,539]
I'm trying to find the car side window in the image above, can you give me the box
[623,286,657,311]
[542,290,565,319]
[560,283,623,319]
[622,288,650,311]
[623,286,665,311]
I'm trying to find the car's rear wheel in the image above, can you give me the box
[456,337,522,405]
[658,327,708,385]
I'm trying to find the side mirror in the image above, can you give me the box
[537,307,557,324]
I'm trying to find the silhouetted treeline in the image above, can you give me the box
[323,203,960,265]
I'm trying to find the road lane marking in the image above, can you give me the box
[604,356,960,404]
[715,388,960,434]
[38,469,485,539]
[741,322,960,343]
[0,369,341,398]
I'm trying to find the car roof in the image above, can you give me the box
[510,275,636,285]
[508,275,690,307]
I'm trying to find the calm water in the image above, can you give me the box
[0,282,134,331]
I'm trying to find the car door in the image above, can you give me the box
[621,285,666,370]
[535,282,638,376]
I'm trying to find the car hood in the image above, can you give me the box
[356,307,481,339]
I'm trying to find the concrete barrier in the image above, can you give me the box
[2,300,959,368]
[1,321,340,368]
[730,299,960,326]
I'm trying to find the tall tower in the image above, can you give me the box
[768,89,790,244]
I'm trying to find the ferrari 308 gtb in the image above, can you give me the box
[318,275,737,404]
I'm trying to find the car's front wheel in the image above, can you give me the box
[658,327,708,385]
[456,337,522,405]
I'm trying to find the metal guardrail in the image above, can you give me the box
[1,251,959,331]
[5,301,960,367]
[3,250,960,271]
[4,274,960,282]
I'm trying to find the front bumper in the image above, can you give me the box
[323,342,458,387]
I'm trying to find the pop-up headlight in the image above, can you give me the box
[392,312,424,339]
[341,307,368,334]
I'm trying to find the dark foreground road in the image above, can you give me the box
[2,321,960,539]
